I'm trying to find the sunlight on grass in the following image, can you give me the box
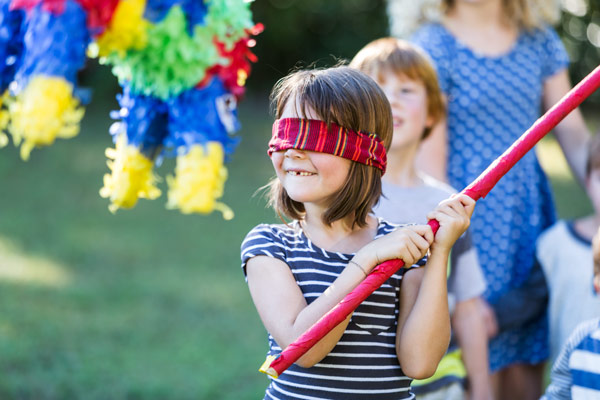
[0,237,72,288]
[537,137,573,180]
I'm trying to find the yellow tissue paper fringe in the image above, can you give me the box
[7,76,84,161]
[0,91,10,148]
[91,0,148,58]
[167,142,233,219]
[100,134,161,213]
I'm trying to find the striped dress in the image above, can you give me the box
[241,219,425,400]
[542,318,600,399]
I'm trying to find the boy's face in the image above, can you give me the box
[374,72,432,153]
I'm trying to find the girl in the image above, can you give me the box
[394,0,592,398]
[241,66,475,400]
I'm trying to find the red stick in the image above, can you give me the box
[259,65,600,378]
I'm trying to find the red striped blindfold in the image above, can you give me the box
[268,118,387,173]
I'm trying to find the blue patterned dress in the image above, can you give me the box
[412,23,569,371]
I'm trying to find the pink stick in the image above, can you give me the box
[260,65,600,378]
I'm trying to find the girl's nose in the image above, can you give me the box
[284,148,306,158]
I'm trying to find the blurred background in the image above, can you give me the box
[0,0,598,398]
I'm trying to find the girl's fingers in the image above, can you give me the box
[407,228,433,249]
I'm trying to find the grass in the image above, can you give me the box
[0,76,594,398]
[0,86,278,399]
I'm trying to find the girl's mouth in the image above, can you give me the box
[287,170,315,176]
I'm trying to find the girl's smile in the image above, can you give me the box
[272,147,350,207]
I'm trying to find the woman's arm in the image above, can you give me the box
[543,69,591,186]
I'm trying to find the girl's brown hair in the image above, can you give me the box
[349,37,445,140]
[267,66,393,228]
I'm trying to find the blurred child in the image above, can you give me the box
[540,225,600,399]
[350,38,492,400]
[406,0,592,396]
[241,66,475,399]
[538,134,600,361]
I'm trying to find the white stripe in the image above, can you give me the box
[371,290,396,297]
[285,369,409,382]
[344,329,396,337]
[244,241,286,253]
[569,350,600,374]
[298,281,332,287]
[336,341,395,348]
[361,301,395,308]
[571,385,600,399]
[265,390,283,400]
[269,383,328,400]
[286,257,346,267]
[353,312,395,319]
[350,324,391,330]
[303,292,324,299]
[590,329,600,341]
[291,268,341,277]
[327,352,397,358]
[316,363,403,371]
[274,380,411,394]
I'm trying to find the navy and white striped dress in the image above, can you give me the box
[241,219,425,400]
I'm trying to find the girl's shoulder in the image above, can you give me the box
[241,222,301,248]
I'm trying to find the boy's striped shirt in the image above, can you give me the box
[542,318,600,399]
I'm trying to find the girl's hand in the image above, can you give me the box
[426,194,475,253]
[364,224,434,268]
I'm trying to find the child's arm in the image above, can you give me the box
[416,119,448,182]
[395,194,476,379]
[246,224,433,368]
[543,69,591,186]
[593,227,600,294]
[453,298,493,400]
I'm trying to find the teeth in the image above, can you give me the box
[288,171,313,176]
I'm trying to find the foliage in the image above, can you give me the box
[557,0,600,106]
[246,0,389,90]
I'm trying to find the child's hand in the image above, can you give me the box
[593,227,600,294]
[426,194,475,253]
[366,224,434,268]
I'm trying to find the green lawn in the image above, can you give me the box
[0,86,279,399]
[0,80,594,398]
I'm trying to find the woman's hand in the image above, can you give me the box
[426,194,475,253]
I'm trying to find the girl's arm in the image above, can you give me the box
[396,194,475,379]
[246,225,433,368]
[247,254,364,368]
[543,69,591,186]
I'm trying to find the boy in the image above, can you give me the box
[537,133,600,362]
[541,225,600,399]
[350,38,492,400]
